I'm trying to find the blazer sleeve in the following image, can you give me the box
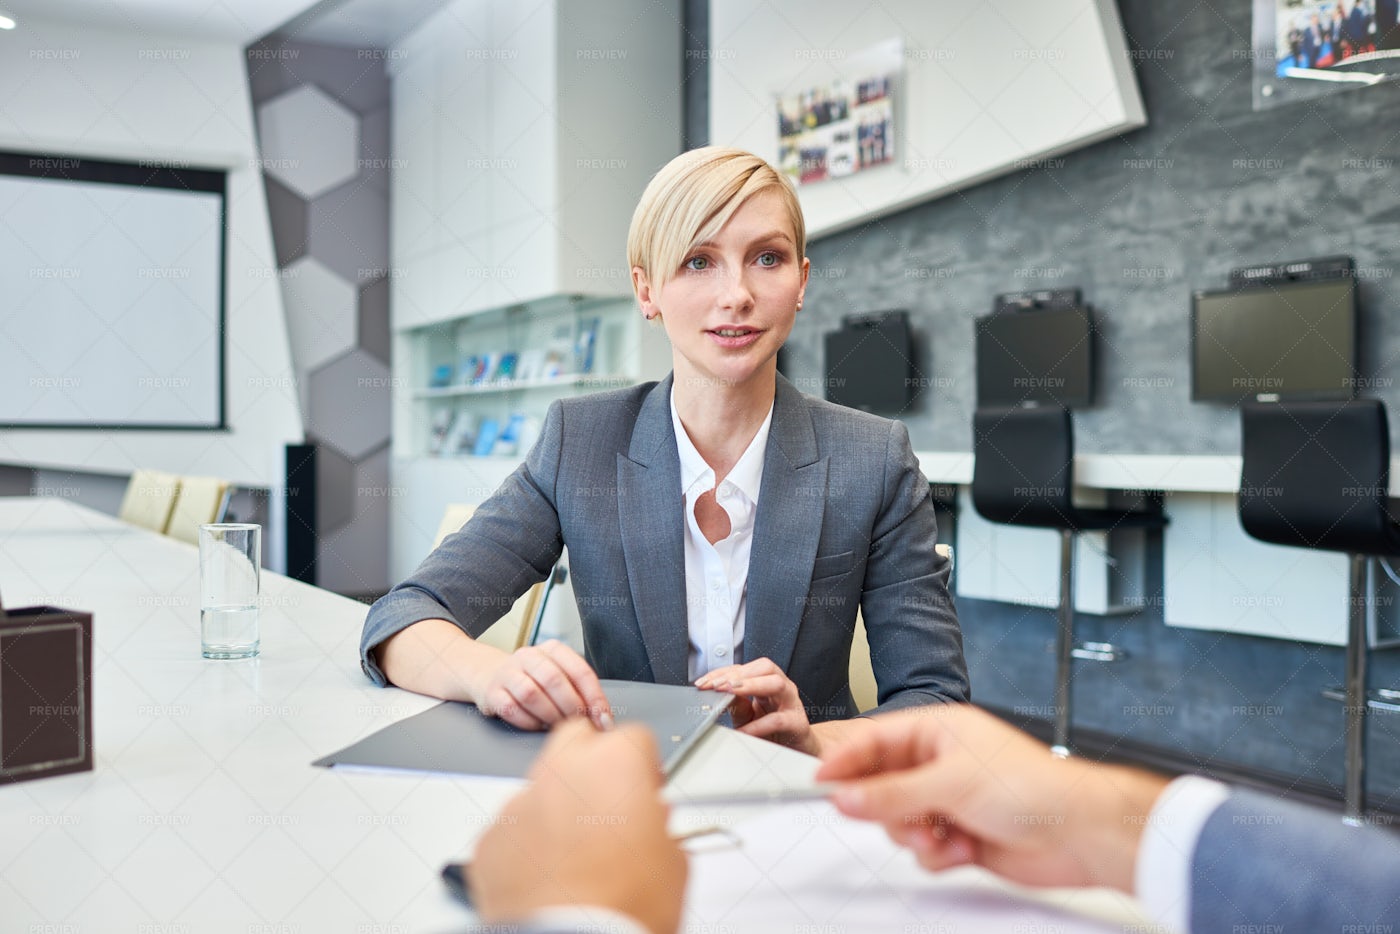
[1189,788,1400,932]
[860,418,970,713]
[358,401,568,685]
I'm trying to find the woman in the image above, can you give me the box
[359,147,967,755]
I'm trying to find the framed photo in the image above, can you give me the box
[1253,0,1400,110]
[776,39,902,187]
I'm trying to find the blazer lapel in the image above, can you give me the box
[617,375,691,684]
[745,375,827,672]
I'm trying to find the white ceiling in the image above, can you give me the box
[0,0,455,47]
[274,0,457,48]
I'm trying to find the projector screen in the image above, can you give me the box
[0,151,226,429]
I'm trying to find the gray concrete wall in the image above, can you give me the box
[730,0,1400,802]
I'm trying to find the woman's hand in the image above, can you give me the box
[696,657,819,755]
[474,639,614,731]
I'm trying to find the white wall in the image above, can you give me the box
[0,18,303,492]
[709,0,1145,237]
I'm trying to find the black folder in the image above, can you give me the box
[314,680,732,779]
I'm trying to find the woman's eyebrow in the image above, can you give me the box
[694,229,794,249]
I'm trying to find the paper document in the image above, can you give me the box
[684,800,1152,933]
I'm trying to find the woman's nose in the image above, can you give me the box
[717,269,755,312]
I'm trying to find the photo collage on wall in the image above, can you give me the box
[1252,0,1400,109]
[777,60,898,186]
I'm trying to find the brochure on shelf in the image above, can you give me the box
[472,418,500,457]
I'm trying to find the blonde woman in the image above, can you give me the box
[360,147,966,755]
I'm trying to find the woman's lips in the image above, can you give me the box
[706,327,763,349]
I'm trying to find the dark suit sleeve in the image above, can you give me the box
[860,419,970,713]
[358,401,568,685]
[1189,789,1400,932]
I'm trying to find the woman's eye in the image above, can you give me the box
[757,252,779,267]
[684,256,709,271]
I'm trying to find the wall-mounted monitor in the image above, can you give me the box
[1190,278,1357,403]
[824,310,915,414]
[975,306,1095,408]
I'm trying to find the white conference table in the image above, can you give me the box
[0,498,1154,933]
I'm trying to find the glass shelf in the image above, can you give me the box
[414,374,634,400]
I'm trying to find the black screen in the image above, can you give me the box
[975,306,1094,407]
[824,311,914,414]
[1191,278,1357,402]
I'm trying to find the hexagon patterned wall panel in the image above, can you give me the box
[318,445,391,593]
[280,256,358,373]
[315,442,357,533]
[358,276,390,365]
[308,183,389,285]
[256,84,360,200]
[263,175,308,268]
[306,349,392,461]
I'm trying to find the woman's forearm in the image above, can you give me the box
[375,617,508,702]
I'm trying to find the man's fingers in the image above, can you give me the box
[908,825,975,872]
[817,715,933,781]
[534,717,600,765]
[603,723,666,788]
[830,768,949,823]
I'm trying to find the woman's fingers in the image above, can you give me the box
[536,640,614,728]
[479,642,611,730]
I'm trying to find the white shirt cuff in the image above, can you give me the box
[1134,774,1231,933]
[510,904,653,934]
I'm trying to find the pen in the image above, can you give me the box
[663,781,842,807]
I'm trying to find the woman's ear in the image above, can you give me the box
[632,266,659,319]
[797,256,811,310]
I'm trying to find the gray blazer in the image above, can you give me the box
[1190,788,1400,931]
[360,374,968,719]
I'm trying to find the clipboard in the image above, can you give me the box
[315,680,733,779]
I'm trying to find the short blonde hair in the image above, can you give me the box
[627,147,805,294]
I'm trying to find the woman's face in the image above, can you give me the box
[634,189,809,395]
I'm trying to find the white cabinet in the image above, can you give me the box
[388,294,671,578]
[385,0,681,577]
[388,0,681,328]
[394,294,670,459]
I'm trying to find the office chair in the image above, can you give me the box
[116,469,182,534]
[849,544,953,713]
[1238,398,1400,822]
[433,504,558,652]
[972,405,1166,754]
[165,476,233,544]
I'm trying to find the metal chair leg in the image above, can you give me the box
[1052,529,1075,757]
[1344,552,1369,824]
[525,565,568,647]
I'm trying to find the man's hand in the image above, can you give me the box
[472,719,687,934]
[816,704,1169,892]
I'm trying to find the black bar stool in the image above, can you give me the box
[972,405,1167,754]
[1238,398,1400,823]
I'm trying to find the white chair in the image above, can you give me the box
[116,469,181,534]
[849,543,954,713]
[165,476,233,544]
[434,504,549,653]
